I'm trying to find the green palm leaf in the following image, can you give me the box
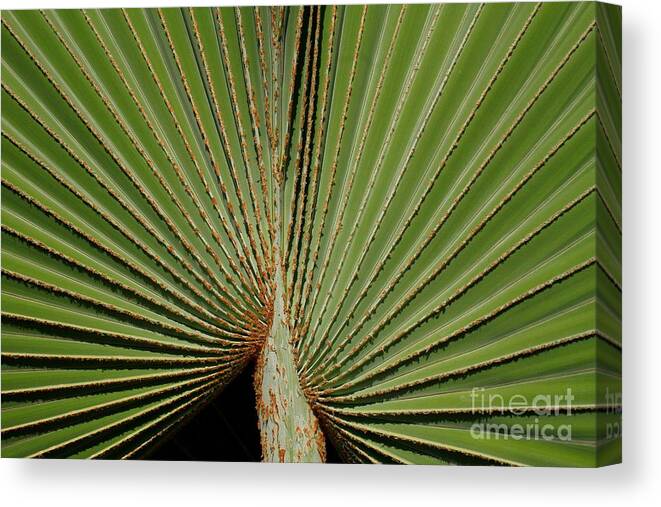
[1,2,621,465]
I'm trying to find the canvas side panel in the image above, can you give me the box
[594,1,622,467]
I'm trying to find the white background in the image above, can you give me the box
[0,0,659,505]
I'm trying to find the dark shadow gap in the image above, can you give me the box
[145,360,342,463]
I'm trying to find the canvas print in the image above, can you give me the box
[0,1,621,465]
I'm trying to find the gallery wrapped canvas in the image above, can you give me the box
[0,1,621,465]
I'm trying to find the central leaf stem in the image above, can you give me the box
[254,250,326,462]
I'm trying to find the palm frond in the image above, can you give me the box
[1,2,621,465]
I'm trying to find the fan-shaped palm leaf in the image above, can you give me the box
[1,1,621,465]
